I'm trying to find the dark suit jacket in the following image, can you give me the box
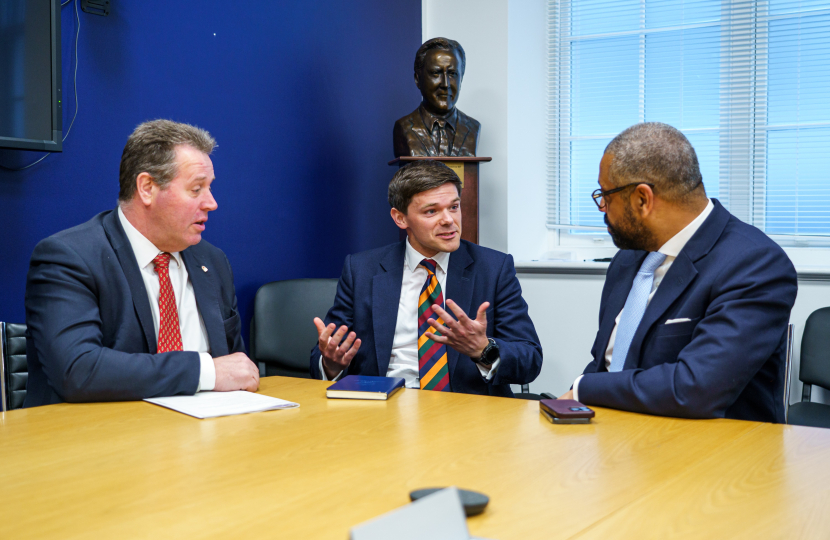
[310,240,542,397]
[579,199,797,422]
[24,210,245,407]
[393,105,481,158]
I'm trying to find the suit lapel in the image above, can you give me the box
[623,199,730,369]
[445,242,474,388]
[182,249,228,357]
[372,243,406,376]
[411,108,436,155]
[595,252,645,369]
[102,210,157,353]
[623,252,697,369]
[452,116,471,155]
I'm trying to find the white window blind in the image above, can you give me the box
[546,0,830,237]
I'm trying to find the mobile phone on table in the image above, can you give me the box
[540,399,594,424]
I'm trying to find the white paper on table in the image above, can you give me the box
[145,391,299,419]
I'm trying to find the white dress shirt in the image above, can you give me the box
[118,207,216,391]
[322,238,498,388]
[573,199,713,401]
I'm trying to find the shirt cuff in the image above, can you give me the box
[572,374,584,402]
[319,355,344,382]
[197,353,216,392]
[477,357,500,381]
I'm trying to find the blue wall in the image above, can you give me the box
[0,1,421,342]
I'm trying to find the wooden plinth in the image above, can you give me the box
[389,156,492,244]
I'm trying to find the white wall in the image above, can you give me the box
[423,0,510,252]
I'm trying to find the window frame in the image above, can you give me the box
[545,0,830,250]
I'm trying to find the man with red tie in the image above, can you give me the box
[24,120,259,407]
[310,161,542,396]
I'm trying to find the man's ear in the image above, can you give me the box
[632,184,656,218]
[135,172,157,208]
[414,71,422,91]
[391,207,409,231]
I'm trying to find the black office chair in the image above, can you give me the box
[783,323,794,423]
[1,322,28,411]
[250,278,339,378]
[788,308,830,429]
[514,384,556,401]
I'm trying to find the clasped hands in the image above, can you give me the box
[314,299,491,380]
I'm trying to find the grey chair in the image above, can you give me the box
[1,322,28,411]
[788,308,830,429]
[250,278,339,379]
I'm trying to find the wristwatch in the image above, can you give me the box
[478,338,499,366]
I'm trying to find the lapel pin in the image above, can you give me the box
[201,266,208,273]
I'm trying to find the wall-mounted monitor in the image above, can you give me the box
[0,0,62,152]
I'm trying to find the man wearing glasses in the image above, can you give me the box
[560,122,797,423]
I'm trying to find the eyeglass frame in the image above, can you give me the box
[591,182,655,210]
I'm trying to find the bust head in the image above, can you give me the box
[414,38,466,116]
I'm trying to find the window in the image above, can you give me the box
[546,0,830,243]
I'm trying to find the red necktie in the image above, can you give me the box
[152,253,183,353]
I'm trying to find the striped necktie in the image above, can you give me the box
[418,259,451,391]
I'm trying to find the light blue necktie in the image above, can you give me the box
[609,252,667,373]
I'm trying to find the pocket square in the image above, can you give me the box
[665,318,691,325]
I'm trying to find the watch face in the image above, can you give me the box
[481,339,498,365]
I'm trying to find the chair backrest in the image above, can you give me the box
[800,307,830,393]
[783,323,794,423]
[250,279,339,378]
[1,322,28,411]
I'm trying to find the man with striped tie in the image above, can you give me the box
[561,123,797,422]
[310,160,542,396]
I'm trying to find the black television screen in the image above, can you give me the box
[0,0,62,152]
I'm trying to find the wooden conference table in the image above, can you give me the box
[1,376,829,539]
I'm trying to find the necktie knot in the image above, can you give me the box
[153,253,171,271]
[419,258,438,275]
[639,252,667,275]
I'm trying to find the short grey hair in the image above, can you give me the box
[118,119,216,202]
[388,160,462,214]
[414,37,466,78]
[604,122,705,204]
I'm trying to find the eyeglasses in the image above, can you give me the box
[591,182,655,210]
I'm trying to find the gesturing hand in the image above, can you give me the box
[425,299,490,359]
[314,317,362,380]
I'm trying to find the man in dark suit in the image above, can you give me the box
[560,122,797,422]
[393,37,481,158]
[309,161,541,396]
[24,120,259,407]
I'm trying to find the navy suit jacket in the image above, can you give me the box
[24,210,245,407]
[579,200,797,422]
[310,240,542,396]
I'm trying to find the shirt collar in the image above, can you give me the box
[658,199,714,258]
[117,206,182,270]
[419,103,458,133]
[404,237,450,275]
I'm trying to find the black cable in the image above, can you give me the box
[0,0,80,171]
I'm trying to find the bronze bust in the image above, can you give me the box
[393,38,481,158]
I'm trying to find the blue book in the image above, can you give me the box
[326,375,405,400]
